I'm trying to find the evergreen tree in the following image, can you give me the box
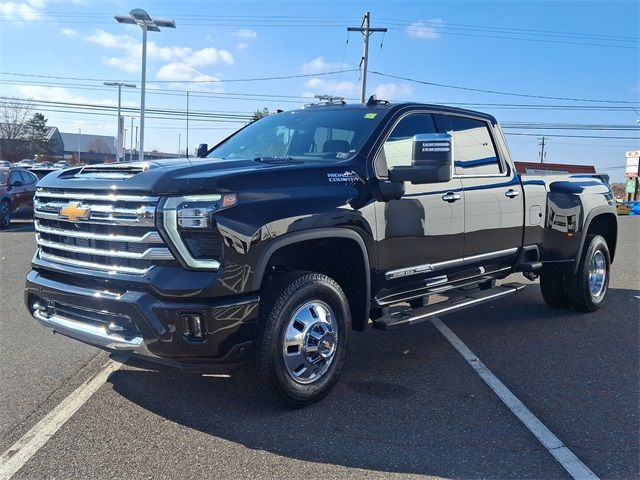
[25,113,52,156]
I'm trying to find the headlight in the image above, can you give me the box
[159,193,237,270]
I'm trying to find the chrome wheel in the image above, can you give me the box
[282,300,338,385]
[588,250,607,298]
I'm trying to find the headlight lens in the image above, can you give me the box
[159,193,237,270]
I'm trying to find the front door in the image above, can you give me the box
[437,114,524,269]
[374,112,464,302]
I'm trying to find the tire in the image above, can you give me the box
[252,271,351,408]
[539,271,570,309]
[0,200,11,230]
[566,235,610,312]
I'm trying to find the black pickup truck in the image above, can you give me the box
[25,99,617,407]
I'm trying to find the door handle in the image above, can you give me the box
[505,189,520,198]
[441,192,461,203]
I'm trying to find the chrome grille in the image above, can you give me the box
[34,188,175,275]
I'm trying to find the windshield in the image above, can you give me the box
[207,109,386,161]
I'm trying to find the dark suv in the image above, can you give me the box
[0,167,38,229]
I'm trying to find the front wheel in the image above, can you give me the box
[566,235,611,312]
[252,271,351,408]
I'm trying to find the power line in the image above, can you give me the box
[6,13,637,49]
[0,70,358,84]
[505,133,639,140]
[369,71,640,104]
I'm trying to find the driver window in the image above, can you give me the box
[376,113,436,176]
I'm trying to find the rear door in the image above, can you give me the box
[374,111,464,299]
[437,114,523,269]
[19,170,37,208]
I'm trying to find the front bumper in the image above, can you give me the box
[25,270,259,371]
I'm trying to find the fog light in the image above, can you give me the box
[182,313,204,340]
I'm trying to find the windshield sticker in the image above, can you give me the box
[327,171,362,185]
[364,113,377,119]
[336,152,350,159]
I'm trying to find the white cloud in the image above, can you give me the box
[155,63,224,92]
[236,42,248,50]
[15,85,136,107]
[85,29,234,73]
[1,0,87,22]
[373,83,413,100]
[301,56,348,75]
[234,28,257,39]
[0,1,44,21]
[406,19,445,39]
[372,83,413,100]
[60,27,76,37]
[304,77,357,96]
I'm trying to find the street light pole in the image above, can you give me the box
[103,81,135,162]
[178,133,181,156]
[140,24,147,162]
[115,9,175,163]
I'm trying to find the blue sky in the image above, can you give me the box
[0,0,638,180]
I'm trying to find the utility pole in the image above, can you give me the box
[538,136,547,163]
[178,133,181,157]
[186,90,190,157]
[348,12,387,103]
[77,128,81,164]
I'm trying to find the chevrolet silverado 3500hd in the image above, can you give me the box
[25,99,617,407]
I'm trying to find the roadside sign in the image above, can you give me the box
[625,178,637,194]
[626,151,639,177]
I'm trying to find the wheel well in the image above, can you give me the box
[263,237,369,331]
[586,213,617,262]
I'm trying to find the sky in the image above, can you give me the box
[0,0,638,181]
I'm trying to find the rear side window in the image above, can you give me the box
[439,115,501,175]
[19,170,36,184]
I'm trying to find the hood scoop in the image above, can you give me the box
[76,162,154,180]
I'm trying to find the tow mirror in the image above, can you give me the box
[389,133,453,184]
[196,144,208,158]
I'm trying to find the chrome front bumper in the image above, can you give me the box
[32,302,144,351]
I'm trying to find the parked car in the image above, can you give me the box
[25,100,618,407]
[0,167,38,229]
[0,161,12,168]
[38,161,55,168]
[53,160,69,169]
[16,159,35,168]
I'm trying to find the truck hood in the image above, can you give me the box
[35,157,366,197]
[36,157,304,194]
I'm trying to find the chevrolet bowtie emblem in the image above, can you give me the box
[59,202,91,222]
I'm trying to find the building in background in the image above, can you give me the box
[0,125,63,161]
[60,132,116,164]
[513,161,596,175]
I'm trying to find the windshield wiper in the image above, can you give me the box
[253,156,303,164]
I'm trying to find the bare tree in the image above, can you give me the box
[87,138,111,154]
[251,107,269,122]
[0,98,34,160]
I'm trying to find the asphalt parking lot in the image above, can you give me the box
[1,217,638,480]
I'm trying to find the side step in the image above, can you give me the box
[372,282,526,331]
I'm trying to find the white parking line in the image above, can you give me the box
[431,317,598,480]
[0,356,126,480]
